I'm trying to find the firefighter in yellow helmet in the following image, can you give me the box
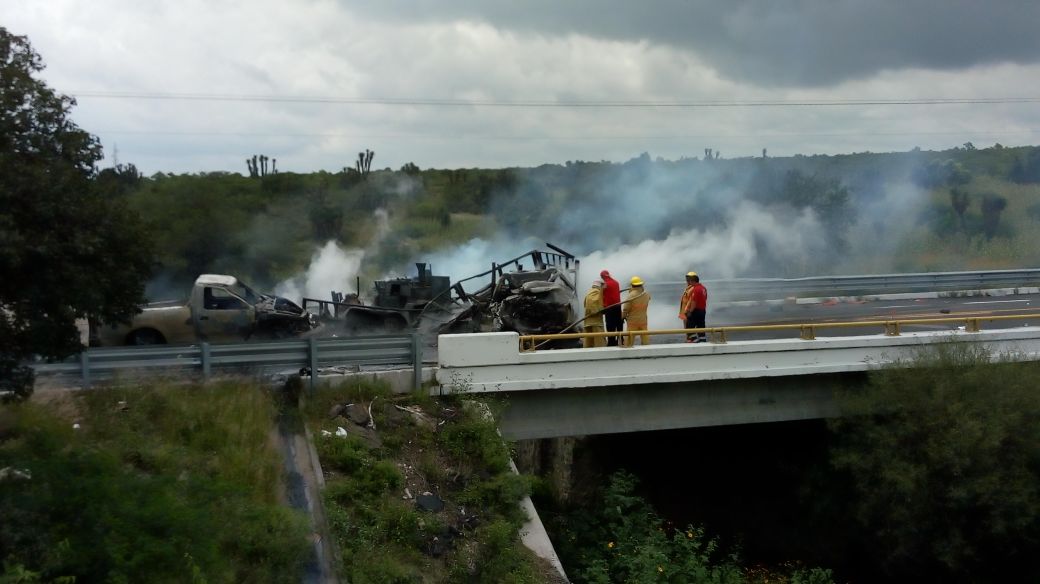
[623,276,651,345]
[582,280,606,348]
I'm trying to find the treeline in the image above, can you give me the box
[100,143,1040,295]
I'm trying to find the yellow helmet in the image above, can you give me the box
[630,276,644,287]
[686,271,698,278]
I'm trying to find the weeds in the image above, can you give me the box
[0,382,309,583]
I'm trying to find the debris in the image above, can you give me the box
[115,400,129,412]
[327,403,346,419]
[335,426,348,438]
[404,487,413,500]
[0,467,31,482]
[367,397,377,431]
[344,403,370,426]
[416,492,444,512]
[939,308,951,314]
[72,423,81,430]
[321,429,333,437]
[957,325,966,331]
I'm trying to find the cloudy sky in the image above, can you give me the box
[7,1,1040,174]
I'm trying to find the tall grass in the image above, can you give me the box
[0,381,309,583]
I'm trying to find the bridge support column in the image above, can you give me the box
[515,437,578,503]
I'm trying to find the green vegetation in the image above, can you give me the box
[546,470,833,584]
[305,381,549,583]
[0,28,154,400]
[830,343,1040,581]
[0,382,310,582]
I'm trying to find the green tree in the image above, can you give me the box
[949,188,970,230]
[830,343,1040,581]
[0,28,153,399]
[980,193,1008,238]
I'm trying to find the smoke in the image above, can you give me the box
[274,240,364,302]
[578,201,824,290]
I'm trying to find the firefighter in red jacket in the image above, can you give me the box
[680,271,708,342]
[600,270,623,346]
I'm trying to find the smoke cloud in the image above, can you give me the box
[274,241,364,302]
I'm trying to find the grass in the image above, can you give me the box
[304,380,549,583]
[0,381,310,583]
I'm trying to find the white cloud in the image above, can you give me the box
[6,1,1040,173]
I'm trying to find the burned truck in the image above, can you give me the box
[95,274,315,346]
[304,244,581,339]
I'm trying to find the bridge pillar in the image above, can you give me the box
[515,437,578,503]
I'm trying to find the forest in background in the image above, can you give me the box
[97,143,1040,300]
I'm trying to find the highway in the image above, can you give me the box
[635,290,1040,344]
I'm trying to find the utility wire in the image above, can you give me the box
[69,91,1040,108]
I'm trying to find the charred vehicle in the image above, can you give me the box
[303,244,581,339]
[438,244,581,337]
[96,274,315,345]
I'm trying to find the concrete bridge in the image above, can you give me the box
[435,326,1040,439]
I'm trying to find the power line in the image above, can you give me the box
[71,91,1040,108]
[94,129,1040,140]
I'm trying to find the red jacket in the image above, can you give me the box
[601,275,621,306]
[692,283,708,310]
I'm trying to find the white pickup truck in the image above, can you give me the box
[95,274,316,346]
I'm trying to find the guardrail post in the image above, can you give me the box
[80,351,91,389]
[200,342,211,381]
[799,325,816,341]
[308,337,318,394]
[966,318,981,333]
[885,322,901,336]
[411,332,423,392]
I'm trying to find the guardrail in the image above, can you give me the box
[647,268,1040,300]
[518,314,1035,351]
[31,334,424,391]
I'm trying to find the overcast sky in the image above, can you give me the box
[7,1,1040,174]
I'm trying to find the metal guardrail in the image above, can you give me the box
[31,334,424,392]
[518,314,1036,351]
[647,268,1040,300]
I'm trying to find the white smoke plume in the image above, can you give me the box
[274,240,364,303]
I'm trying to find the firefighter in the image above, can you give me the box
[680,271,708,342]
[583,280,606,348]
[623,276,651,345]
[600,270,623,346]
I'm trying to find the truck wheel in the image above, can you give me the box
[128,329,166,345]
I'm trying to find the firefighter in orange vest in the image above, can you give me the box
[623,276,651,345]
[582,280,606,348]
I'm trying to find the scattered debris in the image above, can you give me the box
[335,426,348,438]
[940,308,952,314]
[321,429,332,437]
[403,487,413,500]
[416,492,444,512]
[0,467,31,482]
[72,423,81,430]
[344,403,370,426]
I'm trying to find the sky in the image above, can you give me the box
[6,0,1040,174]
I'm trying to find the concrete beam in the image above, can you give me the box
[497,373,853,440]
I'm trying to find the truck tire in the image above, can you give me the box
[128,328,166,345]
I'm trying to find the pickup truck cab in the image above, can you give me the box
[97,274,315,345]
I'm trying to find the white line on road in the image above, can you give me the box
[878,305,917,309]
[963,300,1031,305]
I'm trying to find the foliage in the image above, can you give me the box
[0,382,310,582]
[550,471,833,584]
[0,28,154,400]
[830,343,1040,580]
[306,383,542,583]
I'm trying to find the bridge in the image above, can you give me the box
[435,318,1040,440]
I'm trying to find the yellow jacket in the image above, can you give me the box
[623,287,650,326]
[583,287,604,328]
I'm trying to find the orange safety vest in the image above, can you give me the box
[680,284,695,317]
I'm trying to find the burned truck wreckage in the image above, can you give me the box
[303,244,580,340]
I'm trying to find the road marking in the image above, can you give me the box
[878,305,916,309]
[963,300,1031,305]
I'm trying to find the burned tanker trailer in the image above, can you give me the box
[303,244,581,344]
[436,244,582,342]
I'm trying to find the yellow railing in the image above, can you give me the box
[517,314,1038,352]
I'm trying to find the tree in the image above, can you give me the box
[980,194,1008,238]
[0,28,154,399]
[830,344,1040,581]
[949,188,970,230]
